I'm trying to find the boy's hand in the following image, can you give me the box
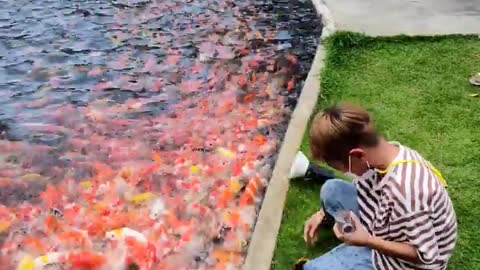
[304,209,325,245]
[333,211,371,247]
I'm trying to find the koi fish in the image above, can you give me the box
[66,251,106,270]
[216,147,235,159]
[44,215,63,235]
[287,78,296,91]
[217,189,233,209]
[124,238,158,270]
[40,184,62,209]
[212,248,242,270]
[57,229,91,249]
[0,220,12,234]
[17,252,64,270]
[106,227,148,244]
[239,176,265,207]
[21,237,47,254]
[20,173,45,182]
[129,192,155,206]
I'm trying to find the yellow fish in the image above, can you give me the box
[18,253,64,270]
[229,179,243,193]
[93,203,107,212]
[18,256,35,270]
[79,181,93,189]
[216,147,235,159]
[190,165,200,175]
[21,173,45,182]
[130,192,155,206]
[0,221,12,233]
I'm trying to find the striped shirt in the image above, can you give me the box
[355,143,457,270]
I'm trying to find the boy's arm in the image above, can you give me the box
[366,236,420,263]
[333,212,420,263]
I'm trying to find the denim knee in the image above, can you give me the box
[320,178,359,216]
[320,178,345,205]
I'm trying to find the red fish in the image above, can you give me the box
[66,251,106,270]
[125,238,157,269]
[44,215,63,234]
[218,189,233,209]
[40,184,62,209]
[287,78,296,91]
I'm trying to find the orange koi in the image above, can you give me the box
[58,230,91,248]
[230,211,241,228]
[212,248,242,268]
[222,210,242,229]
[218,189,233,209]
[125,238,157,268]
[44,215,63,234]
[86,224,105,238]
[151,152,162,164]
[166,212,182,228]
[93,162,114,180]
[253,135,267,146]
[22,237,47,254]
[0,220,12,234]
[239,177,264,207]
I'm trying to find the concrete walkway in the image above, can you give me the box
[322,0,480,36]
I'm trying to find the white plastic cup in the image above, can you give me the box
[335,210,356,234]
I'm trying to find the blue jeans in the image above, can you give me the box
[304,179,374,270]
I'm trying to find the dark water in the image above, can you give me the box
[0,0,320,139]
[0,0,321,199]
[0,0,321,268]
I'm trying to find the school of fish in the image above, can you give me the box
[0,0,312,269]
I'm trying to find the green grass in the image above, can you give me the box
[272,33,480,270]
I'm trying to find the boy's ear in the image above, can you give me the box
[349,148,365,158]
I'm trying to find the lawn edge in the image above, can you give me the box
[241,2,329,269]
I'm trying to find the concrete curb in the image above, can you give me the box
[241,1,331,269]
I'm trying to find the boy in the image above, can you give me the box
[290,103,457,270]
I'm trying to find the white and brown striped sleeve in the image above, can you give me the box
[401,210,440,264]
[385,147,457,268]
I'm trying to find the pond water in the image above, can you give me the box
[0,0,321,269]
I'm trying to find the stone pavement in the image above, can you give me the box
[322,0,480,36]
